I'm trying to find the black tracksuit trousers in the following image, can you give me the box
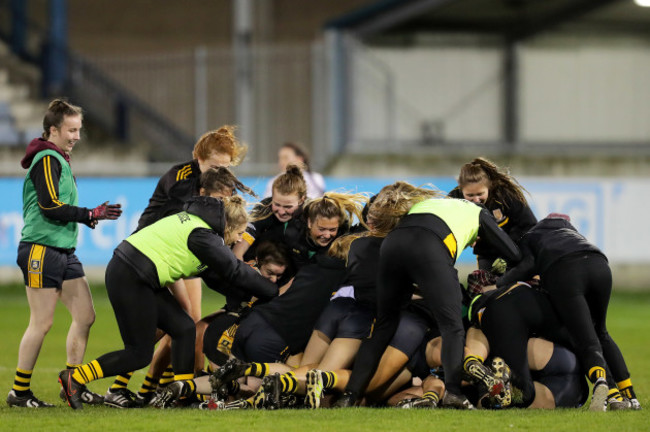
[95,255,196,378]
[347,224,465,396]
[543,252,629,385]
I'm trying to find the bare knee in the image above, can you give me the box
[72,307,96,329]
[28,315,54,336]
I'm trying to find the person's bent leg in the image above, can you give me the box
[156,289,197,380]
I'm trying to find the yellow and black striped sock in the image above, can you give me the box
[110,372,133,391]
[137,373,159,396]
[588,366,606,383]
[463,355,484,371]
[422,391,440,404]
[618,378,637,400]
[66,362,81,370]
[12,367,32,395]
[159,366,174,387]
[244,363,269,378]
[321,371,338,390]
[279,372,298,394]
[173,376,196,399]
[72,360,103,385]
[607,388,624,402]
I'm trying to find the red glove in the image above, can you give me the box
[90,201,123,221]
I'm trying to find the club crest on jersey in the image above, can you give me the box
[492,209,504,223]
[178,212,191,223]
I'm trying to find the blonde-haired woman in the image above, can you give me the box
[59,193,277,410]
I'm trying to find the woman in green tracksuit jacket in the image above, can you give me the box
[59,195,278,409]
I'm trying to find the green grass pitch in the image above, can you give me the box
[0,283,648,431]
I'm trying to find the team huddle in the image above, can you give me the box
[7,99,641,412]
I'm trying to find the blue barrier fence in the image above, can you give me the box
[0,176,618,267]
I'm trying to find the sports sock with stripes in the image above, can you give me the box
[12,367,32,395]
[617,378,637,400]
[588,366,606,383]
[422,391,440,404]
[174,378,196,399]
[321,371,338,389]
[72,360,104,385]
[463,355,484,371]
[279,372,298,394]
[137,373,159,396]
[159,365,174,387]
[110,372,133,391]
[607,388,624,403]
[244,363,269,378]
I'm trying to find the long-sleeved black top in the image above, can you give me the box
[448,187,536,262]
[137,159,201,231]
[497,217,605,289]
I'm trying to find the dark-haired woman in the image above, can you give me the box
[264,142,325,199]
[448,157,536,271]
[8,99,122,408]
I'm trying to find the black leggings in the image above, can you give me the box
[543,253,629,384]
[95,256,196,378]
[346,225,465,395]
[481,285,568,407]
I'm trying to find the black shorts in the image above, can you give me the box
[407,331,438,380]
[203,312,240,365]
[231,310,289,363]
[314,297,374,340]
[533,344,589,408]
[17,242,85,289]
[389,309,430,357]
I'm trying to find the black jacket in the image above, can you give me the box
[116,196,278,300]
[448,187,536,262]
[497,217,605,289]
[254,254,347,354]
[345,235,383,309]
[137,159,201,231]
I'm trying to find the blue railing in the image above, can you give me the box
[0,0,195,161]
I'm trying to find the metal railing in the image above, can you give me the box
[0,1,195,163]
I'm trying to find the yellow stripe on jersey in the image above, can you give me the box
[43,156,57,199]
[442,233,457,259]
[242,232,255,246]
[42,156,64,207]
[498,216,509,228]
[27,244,45,288]
[176,164,193,181]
